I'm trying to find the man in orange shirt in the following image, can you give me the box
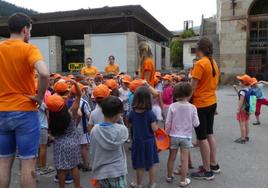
[104,55,120,75]
[0,13,49,188]
[81,57,99,77]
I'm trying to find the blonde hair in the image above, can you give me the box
[138,41,153,68]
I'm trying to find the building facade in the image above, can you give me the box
[0,5,171,74]
[218,0,268,83]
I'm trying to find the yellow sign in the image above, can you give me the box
[68,62,84,71]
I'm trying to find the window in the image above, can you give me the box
[249,0,268,15]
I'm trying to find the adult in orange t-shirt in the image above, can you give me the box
[81,57,99,77]
[0,13,49,187]
[138,42,155,86]
[190,38,220,179]
[104,55,120,75]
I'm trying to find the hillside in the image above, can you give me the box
[0,0,37,17]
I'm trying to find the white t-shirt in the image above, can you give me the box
[119,87,130,111]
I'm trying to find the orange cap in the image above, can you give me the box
[70,83,87,94]
[155,72,161,78]
[93,84,110,99]
[129,79,144,93]
[155,128,170,151]
[236,74,252,86]
[162,74,172,82]
[251,77,258,86]
[122,75,132,84]
[46,95,65,112]
[105,79,119,90]
[54,81,69,93]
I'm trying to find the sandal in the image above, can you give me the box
[165,176,174,183]
[179,178,191,187]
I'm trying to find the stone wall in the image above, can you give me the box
[218,0,254,84]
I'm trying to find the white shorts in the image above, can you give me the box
[152,105,163,121]
[80,133,90,145]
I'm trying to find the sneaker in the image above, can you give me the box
[179,178,191,187]
[148,183,157,188]
[253,122,261,126]
[54,175,73,184]
[130,182,142,188]
[191,169,215,180]
[210,164,221,174]
[39,166,55,175]
[234,138,246,144]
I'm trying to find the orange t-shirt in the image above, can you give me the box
[104,64,120,75]
[192,57,219,108]
[0,39,43,111]
[141,58,155,86]
[81,66,99,77]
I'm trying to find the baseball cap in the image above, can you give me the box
[122,75,132,84]
[46,95,65,112]
[93,84,110,99]
[105,79,119,90]
[70,83,87,94]
[54,81,69,93]
[129,79,144,93]
[237,74,252,86]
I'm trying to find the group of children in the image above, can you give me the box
[36,69,203,188]
[234,74,268,144]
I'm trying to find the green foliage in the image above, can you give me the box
[170,29,196,68]
[0,0,37,17]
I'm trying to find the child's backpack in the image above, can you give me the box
[238,89,257,114]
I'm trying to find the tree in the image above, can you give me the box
[170,29,196,68]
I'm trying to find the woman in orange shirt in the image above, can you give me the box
[104,55,120,75]
[138,42,155,86]
[81,57,99,77]
[190,38,220,180]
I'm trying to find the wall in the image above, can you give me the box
[30,36,62,73]
[218,0,254,84]
[30,37,50,69]
[183,42,197,69]
[84,33,127,72]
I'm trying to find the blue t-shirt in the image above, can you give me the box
[38,103,48,129]
[254,84,266,99]
[128,110,157,143]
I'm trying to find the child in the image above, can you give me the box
[235,75,254,144]
[162,74,174,118]
[70,84,92,172]
[90,96,129,187]
[128,86,159,188]
[251,78,268,125]
[46,80,82,188]
[37,101,54,175]
[119,75,132,124]
[165,82,199,187]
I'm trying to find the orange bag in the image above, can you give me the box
[91,179,98,188]
[154,128,170,152]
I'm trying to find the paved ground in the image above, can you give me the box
[10,87,268,188]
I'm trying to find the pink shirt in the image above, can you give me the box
[162,85,173,106]
[165,101,200,138]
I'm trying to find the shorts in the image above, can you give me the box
[195,103,217,140]
[170,137,192,149]
[237,111,250,122]
[0,112,40,159]
[97,176,126,188]
[39,128,48,145]
[80,133,90,145]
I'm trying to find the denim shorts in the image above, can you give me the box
[170,137,192,149]
[0,112,40,159]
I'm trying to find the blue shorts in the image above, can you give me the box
[0,112,40,159]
